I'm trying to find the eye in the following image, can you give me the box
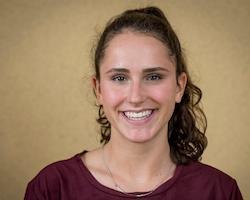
[111,75,127,82]
[146,74,162,81]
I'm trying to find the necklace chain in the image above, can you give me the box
[102,146,172,198]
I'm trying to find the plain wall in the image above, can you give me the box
[0,0,249,199]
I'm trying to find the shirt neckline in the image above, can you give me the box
[74,151,184,198]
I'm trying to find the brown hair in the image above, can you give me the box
[93,6,207,164]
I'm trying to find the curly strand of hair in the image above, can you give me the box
[168,82,207,164]
[97,105,111,144]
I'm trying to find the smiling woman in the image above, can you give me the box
[93,31,187,145]
[24,6,243,200]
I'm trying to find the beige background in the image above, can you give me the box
[0,0,249,199]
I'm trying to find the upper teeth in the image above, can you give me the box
[124,110,153,120]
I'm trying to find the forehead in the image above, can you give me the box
[100,31,174,71]
[106,30,170,52]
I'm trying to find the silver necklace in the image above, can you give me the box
[102,147,173,198]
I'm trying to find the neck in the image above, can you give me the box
[103,135,175,192]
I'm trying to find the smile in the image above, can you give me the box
[123,110,154,121]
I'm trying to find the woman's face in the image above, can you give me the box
[93,31,186,143]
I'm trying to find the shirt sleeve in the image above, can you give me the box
[24,166,61,200]
[24,180,46,200]
[230,180,243,200]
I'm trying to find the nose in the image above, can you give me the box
[127,80,146,105]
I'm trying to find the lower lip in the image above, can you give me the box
[121,110,156,125]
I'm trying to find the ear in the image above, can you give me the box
[175,72,187,103]
[92,75,102,105]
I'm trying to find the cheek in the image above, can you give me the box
[100,84,125,106]
[149,84,177,103]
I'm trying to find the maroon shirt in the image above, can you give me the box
[24,151,243,200]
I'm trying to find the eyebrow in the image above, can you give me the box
[142,67,170,73]
[105,67,169,74]
[105,68,129,74]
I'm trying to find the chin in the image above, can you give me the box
[122,131,156,143]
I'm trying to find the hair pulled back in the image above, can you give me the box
[93,6,207,164]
